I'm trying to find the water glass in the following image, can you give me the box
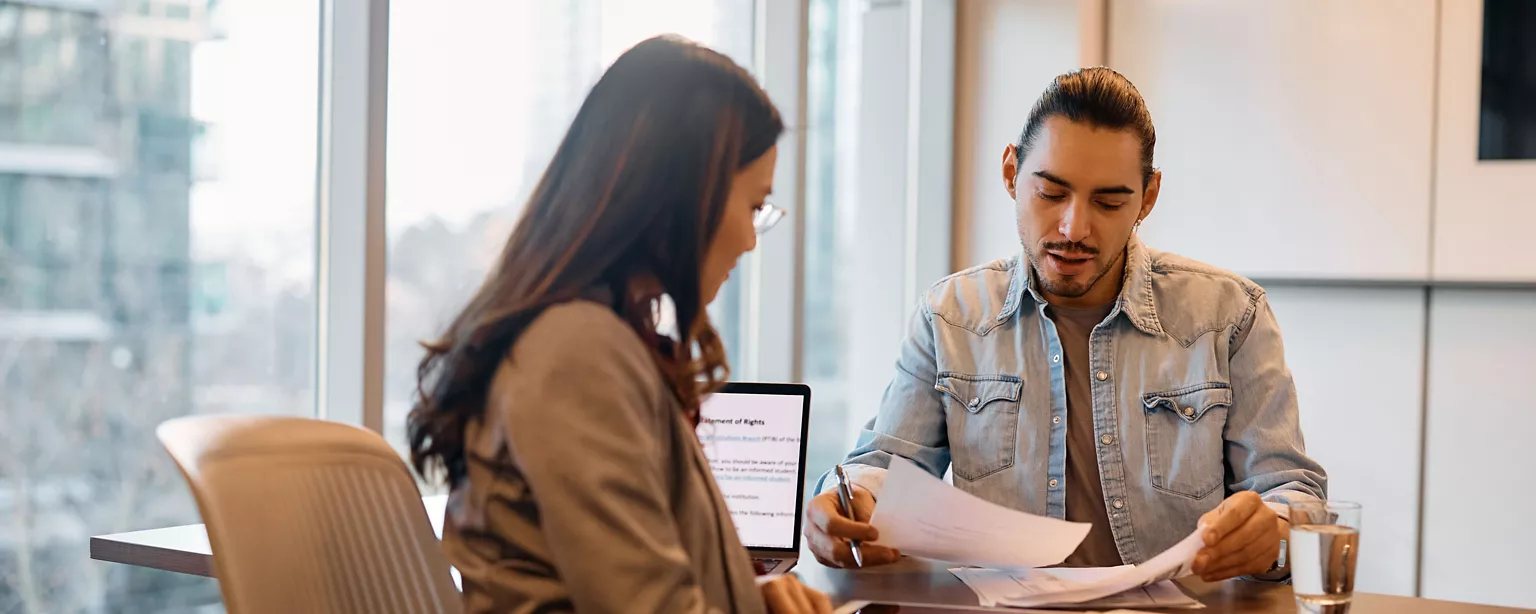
[1289,500,1363,614]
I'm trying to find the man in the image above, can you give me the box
[804,68,1326,582]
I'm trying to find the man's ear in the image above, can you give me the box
[1139,169,1162,223]
[1002,145,1019,200]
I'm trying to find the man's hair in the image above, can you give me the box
[1015,67,1156,186]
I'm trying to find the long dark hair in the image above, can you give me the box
[408,36,783,485]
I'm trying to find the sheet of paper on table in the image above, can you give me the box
[951,567,1201,609]
[949,529,1207,609]
[836,600,1167,614]
[867,456,1092,569]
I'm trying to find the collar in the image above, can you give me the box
[998,234,1163,336]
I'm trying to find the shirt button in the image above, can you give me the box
[1049,479,1059,488]
[1096,371,1108,381]
[1052,354,1061,363]
[1052,416,1061,425]
[1113,499,1125,510]
[1183,407,1195,417]
[1100,434,1114,446]
[969,397,980,408]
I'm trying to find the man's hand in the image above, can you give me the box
[803,485,902,568]
[1191,491,1286,582]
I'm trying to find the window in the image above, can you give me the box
[802,0,853,497]
[384,0,758,455]
[0,0,319,611]
[0,2,957,607]
[800,0,955,495]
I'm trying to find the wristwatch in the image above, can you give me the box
[1267,537,1288,574]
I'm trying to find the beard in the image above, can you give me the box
[1024,243,1125,299]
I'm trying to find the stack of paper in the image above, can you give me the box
[951,567,1198,609]
[949,541,1203,609]
[869,457,1206,609]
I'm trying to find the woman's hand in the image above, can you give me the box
[760,574,833,614]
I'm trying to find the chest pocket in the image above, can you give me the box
[1142,383,1231,500]
[936,374,1021,481]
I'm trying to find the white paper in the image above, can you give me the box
[831,601,870,614]
[1026,566,1132,584]
[952,565,1203,610]
[1061,579,1201,610]
[868,456,1092,569]
[949,567,1042,607]
[997,528,1206,608]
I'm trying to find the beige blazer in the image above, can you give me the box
[440,299,765,614]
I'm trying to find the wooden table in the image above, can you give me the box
[794,556,1529,613]
[93,497,1525,612]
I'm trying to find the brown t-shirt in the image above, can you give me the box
[1048,302,1124,567]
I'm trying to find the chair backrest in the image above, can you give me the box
[157,415,462,614]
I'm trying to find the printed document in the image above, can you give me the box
[867,456,1091,568]
[951,530,1206,608]
[865,456,1208,608]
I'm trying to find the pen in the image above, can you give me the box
[833,464,865,568]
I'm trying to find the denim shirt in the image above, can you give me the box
[823,235,1327,564]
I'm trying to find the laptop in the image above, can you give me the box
[698,382,812,576]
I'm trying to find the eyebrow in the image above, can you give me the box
[1032,170,1136,196]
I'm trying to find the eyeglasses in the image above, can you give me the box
[753,200,786,235]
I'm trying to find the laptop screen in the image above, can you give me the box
[698,386,808,551]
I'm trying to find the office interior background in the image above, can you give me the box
[0,0,1532,611]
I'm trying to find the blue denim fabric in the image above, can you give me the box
[820,235,1327,564]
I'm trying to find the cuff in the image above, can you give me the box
[819,464,888,500]
[1265,501,1290,522]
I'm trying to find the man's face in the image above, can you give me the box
[1003,116,1160,305]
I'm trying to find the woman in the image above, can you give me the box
[407,36,831,614]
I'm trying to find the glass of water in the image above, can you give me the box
[1289,500,1363,614]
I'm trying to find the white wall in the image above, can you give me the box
[949,0,1536,606]
[1433,1,1536,281]
[1417,4,1536,606]
[1101,3,1438,594]
[1108,0,1437,280]
[1265,287,1426,596]
[1422,290,1536,609]
[952,0,1081,269]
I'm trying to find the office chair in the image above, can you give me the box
[157,415,462,614]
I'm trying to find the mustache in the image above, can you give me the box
[1041,241,1099,257]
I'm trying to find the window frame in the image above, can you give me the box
[312,0,956,447]
[739,0,809,383]
[315,0,389,431]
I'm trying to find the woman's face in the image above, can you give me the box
[701,145,778,306]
